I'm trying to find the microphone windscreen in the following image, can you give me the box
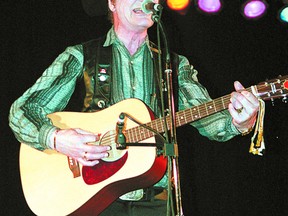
[81,0,108,17]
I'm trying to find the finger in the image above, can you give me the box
[234,81,259,106]
[230,93,244,110]
[88,152,109,160]
[83,144,111,153]
[234,81,245,91]
[228,103,243,122]
[231,91,259,114]
[82,149,109,160]
[78,157,100,166]
[78,132,99,143]
[240,91,259,107]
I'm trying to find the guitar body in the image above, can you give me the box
[19,98,167,216]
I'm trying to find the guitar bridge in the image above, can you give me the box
[67,156,81,178]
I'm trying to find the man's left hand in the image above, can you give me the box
[228,81,259,134]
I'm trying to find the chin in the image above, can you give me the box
[136,20,154,29]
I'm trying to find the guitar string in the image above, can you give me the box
[98,86,255,145]
[98,93,232,146]
[97,82,286,146]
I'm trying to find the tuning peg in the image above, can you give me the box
[282,96,288,103]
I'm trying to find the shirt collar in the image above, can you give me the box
[103,27,117,47]
[103,26,155,58]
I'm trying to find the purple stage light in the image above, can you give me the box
[198,0,222,13]
[243,0,267,19]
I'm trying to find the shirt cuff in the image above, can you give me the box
[226,117,241,136]
[39,124,60,149]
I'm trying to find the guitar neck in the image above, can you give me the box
[126,87,253,143]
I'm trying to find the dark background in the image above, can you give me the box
[1,1,288,215]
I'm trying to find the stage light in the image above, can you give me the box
[242,0,267,19]
[279,5,288,23]
[197,0,222,13]
[167,0,190,11]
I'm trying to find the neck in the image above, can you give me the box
[114,25,148,55]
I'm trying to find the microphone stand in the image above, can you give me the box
[153,12,184,216]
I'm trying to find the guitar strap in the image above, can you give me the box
[81,36,113,111]
[64,36,112,112]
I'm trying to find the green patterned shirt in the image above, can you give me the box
[9,27,240,195]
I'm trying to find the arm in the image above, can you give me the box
[9,45,84,150]
[9,45,110,166]
[177,55,258,142]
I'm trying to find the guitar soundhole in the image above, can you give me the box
[82,152,128,185]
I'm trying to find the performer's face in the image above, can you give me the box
[108,0,159,32]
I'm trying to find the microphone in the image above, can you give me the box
[141,0,163,14]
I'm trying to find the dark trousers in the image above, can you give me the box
[100,199,167,216]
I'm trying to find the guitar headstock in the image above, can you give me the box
[253,75,288,103]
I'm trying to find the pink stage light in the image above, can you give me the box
[243,0,267,19]
[198,0,222,13]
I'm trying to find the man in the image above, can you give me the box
[9,0,259,215]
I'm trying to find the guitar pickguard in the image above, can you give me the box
[82,152,128,185]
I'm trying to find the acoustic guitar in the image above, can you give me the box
[19,75,288,215]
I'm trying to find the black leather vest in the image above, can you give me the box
[65,37,179,113]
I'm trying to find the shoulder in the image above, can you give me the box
[64,44,84,59]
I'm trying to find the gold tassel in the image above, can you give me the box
[249,99,265,156]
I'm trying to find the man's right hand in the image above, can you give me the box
[50,128,111,166]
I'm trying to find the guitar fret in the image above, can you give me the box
[131,128,136,142]
[205,103,209,116]
[176,114,180,127]
[189,107,194,122]
[127,130,131,142]
[215,99,222,111]
[179,113,183,126]
[221,97,225,109]
[197,105,201,119]
[137,128,142,141]
[213,100,217,112]
[155,120,159,132]
[135,128,140,142]
[161,119,165,132]
[183,110,187,124]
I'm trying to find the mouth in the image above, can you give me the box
[133,8,144,14]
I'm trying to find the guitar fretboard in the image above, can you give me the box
[126,87,253,143]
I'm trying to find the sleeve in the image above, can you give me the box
[177,55,240,142]
[9,45,84,150]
